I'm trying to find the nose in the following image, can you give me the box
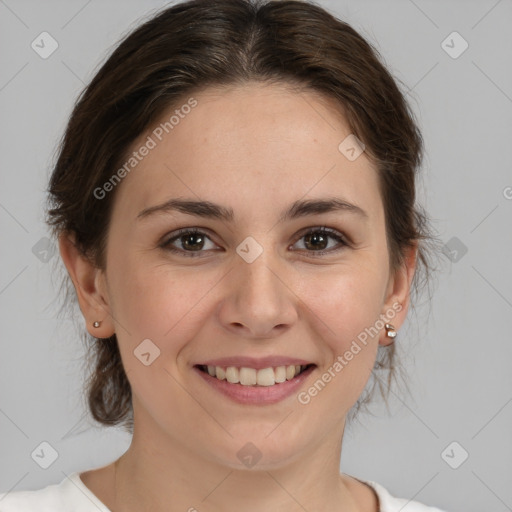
[217,247,298,339]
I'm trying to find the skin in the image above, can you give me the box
[60,82,417,512]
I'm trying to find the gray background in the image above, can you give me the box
[1,1,511,511]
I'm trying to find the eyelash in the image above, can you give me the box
[159,226,349,258]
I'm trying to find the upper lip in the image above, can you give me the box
[195,356,315,370]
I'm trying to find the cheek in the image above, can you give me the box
[286,272,386,432]
[303,261,387,343]
[298,261,387,399]
[106,251,220,357]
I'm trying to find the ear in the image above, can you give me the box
[379,242,418,346]
[58,232,115,338]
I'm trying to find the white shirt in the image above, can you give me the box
[0,472,448,512]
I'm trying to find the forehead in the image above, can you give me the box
[111,82,382,224]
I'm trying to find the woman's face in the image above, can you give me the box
[88,82,413,468]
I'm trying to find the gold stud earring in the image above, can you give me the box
[385,323,397,339]
[93,321,101,328]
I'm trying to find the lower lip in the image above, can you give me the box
[194,365,316,405]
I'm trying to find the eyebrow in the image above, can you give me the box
[136,197,368,223]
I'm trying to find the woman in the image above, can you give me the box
[0,0,447,510]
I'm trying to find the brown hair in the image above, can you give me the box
[46,0,440,433]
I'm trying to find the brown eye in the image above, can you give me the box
[292,227,348,256]
[303,231,329,250]
[179,232,206,251]
[161,229,217,257]
[160,226,348,258]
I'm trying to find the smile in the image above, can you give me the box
[193,362,316,405]
[197,364,313,386]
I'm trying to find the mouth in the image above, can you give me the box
[195,363,315,386]
[193,362,317,405]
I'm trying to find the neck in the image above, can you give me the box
[112,432,358,512]
[111,421,361,512]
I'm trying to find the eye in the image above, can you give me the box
[160,228,219,257]
[160,226,349,258]
[291,226,349,256]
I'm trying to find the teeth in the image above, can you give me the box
[203,364,309,386]
[274,366,287,383]
[256,367,275,386]
[239,367,257,385]
[226,366,239,383]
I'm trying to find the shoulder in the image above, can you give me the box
[0,472,110,512]
[0,480,64,512]
[363,479,448,512]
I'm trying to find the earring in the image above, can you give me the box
[385,323,397,339]
[93,321,101,328]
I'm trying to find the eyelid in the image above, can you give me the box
[290,226,350,256]
[293,225,349,244]
[160,227,219,251]
[159,225,350,257]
